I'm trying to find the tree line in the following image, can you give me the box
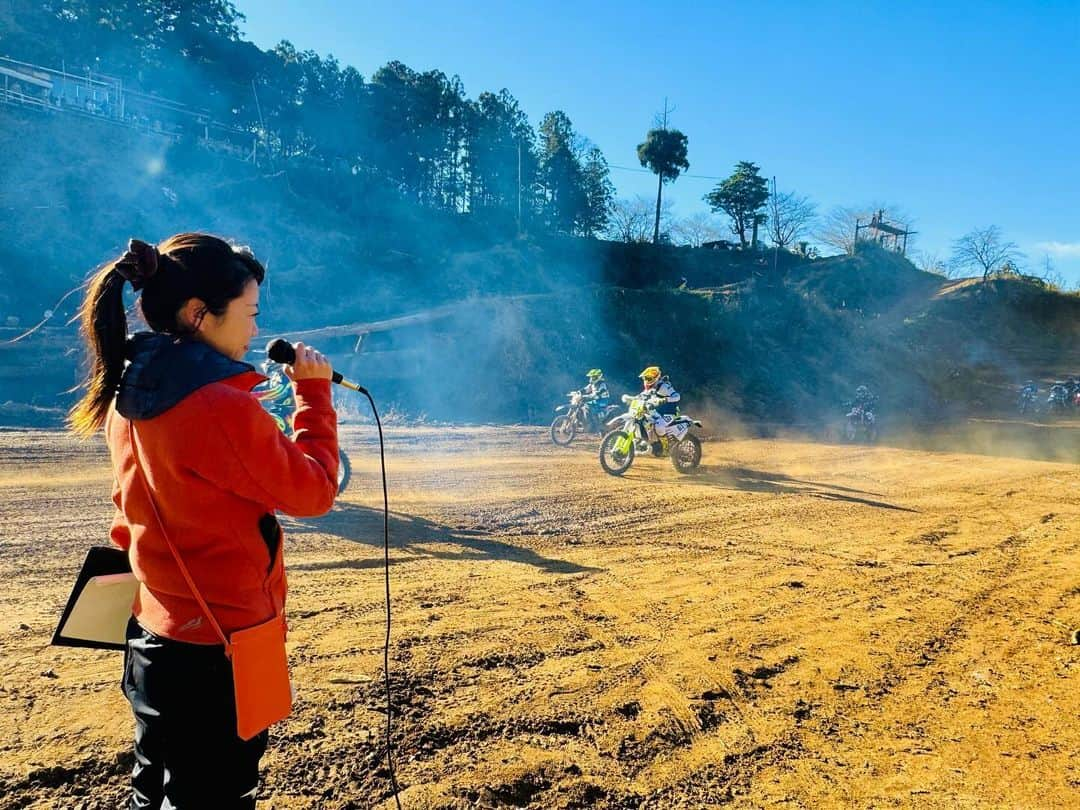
[1,0,614,236]
[624,131,1053,287]
[2,2,1056,284]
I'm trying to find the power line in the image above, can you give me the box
[608,163,725,181]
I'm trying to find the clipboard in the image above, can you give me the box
[52,546,138,651]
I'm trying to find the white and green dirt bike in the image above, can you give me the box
[598,394,703,476]
[550,390,621,446]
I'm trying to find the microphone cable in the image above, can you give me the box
[358,388,403,809]
[265,338,401,805]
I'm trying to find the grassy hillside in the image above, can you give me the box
[0,108,768,328]
[3,108,1079,429]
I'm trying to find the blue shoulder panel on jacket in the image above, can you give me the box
[116,332,256,420]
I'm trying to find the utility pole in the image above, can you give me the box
[517,139,522,235]
[772,175,779,274]
[251,79,268,168]
[656,96,673,131]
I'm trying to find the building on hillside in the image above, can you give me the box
[0,55,257,163]
[854,209,915,255]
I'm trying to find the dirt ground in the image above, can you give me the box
[1,423,1078,809]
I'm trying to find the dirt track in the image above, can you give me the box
[2,424,1079,809]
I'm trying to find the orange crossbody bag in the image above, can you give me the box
[129,423,292,740]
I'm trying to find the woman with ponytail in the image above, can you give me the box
[70,233,339,808]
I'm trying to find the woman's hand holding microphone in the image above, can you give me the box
[282,342,333,381]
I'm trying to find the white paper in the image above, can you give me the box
[60,573,139,644]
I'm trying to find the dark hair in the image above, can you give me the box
[68,232,265,436]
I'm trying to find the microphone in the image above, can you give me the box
[265,339,368,394]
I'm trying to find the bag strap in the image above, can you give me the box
[127,421,232,653]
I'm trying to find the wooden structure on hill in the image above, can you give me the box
[854,209,914,255]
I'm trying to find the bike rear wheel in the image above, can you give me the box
[670,434,702,473]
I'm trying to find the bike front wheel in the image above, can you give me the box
[599,430,636,476]
[337,449,352,494]
[550,415,576,446]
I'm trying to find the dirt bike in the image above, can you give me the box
[550,390,620,446]
[255,367,352,494]
[1046,382,1072,417]
[598,394,702,476]
[1017,381,1038,416]
[843,402,879,443]
[1068,380,1080,409]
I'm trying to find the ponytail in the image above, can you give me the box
[67,261,129,436]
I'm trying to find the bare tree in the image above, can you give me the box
[605,195,671,243]
[815,203,914,255]
[766,190,816,249]
[912,250,948,277]
[949,225,1023,282]
[1038,253,1067,290]
[670,211,722,247]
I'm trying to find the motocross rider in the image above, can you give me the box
[639,366,681,439]
[582,368,611,411]
[848,385,878,429]
[852,384,876,411]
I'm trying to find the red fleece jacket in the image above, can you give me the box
[105,372,338,644]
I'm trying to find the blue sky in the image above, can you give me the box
[238,1,1080,283]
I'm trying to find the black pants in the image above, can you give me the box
[122,618,268,809]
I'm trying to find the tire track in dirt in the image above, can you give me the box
[515,540,823,805]
[748,503,1075,806]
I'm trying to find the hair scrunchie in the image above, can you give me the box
[113,238,160,291]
